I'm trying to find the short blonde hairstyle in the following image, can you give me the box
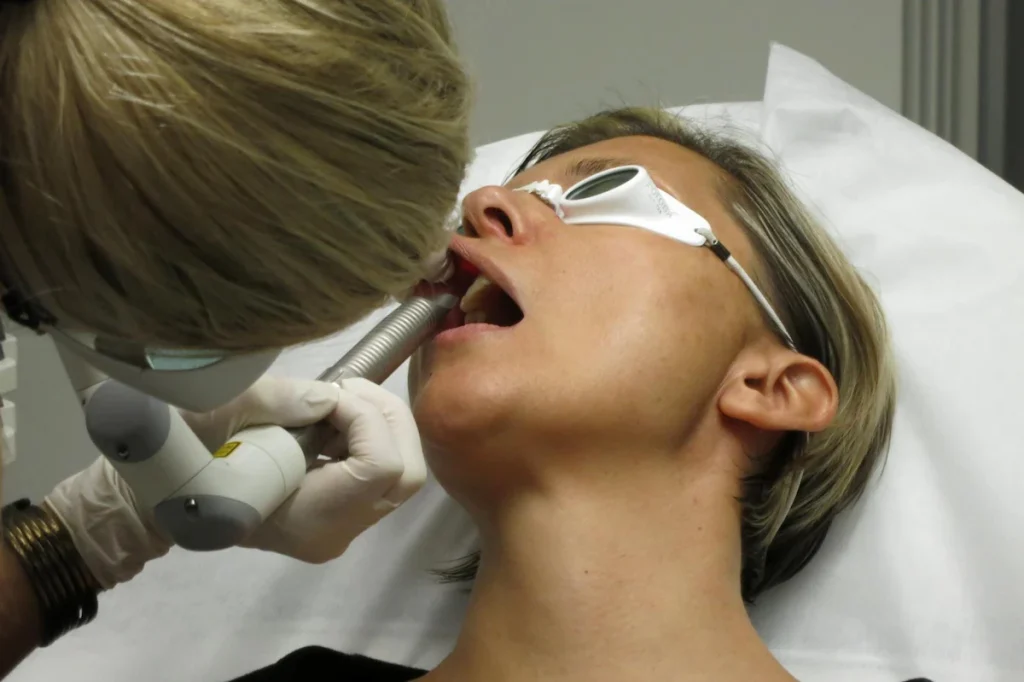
[439,108,896,602]
[0,0,470,350]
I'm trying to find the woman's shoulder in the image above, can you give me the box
[228,646,425,682]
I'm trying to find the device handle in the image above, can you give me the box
[84,381,305,550]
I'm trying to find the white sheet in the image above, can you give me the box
[747,45,1024,682]
[9,46,1024,682]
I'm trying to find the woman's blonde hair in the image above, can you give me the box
[440,108,896,602]
[0,0,470,350]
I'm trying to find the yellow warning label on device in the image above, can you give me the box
[212,441,241,459]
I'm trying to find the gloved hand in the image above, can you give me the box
[44,376,426,589]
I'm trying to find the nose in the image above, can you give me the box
[460,185,543,244]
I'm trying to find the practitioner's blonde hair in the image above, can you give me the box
[439,108,896,602]
[0,0,470,350]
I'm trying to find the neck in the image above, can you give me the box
[427,454,795,682]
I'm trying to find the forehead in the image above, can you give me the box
[507,134,756,267]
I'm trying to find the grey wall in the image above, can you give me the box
[446,0,904,145]
[2,328,89,502]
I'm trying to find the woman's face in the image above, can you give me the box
[411,135,773,500]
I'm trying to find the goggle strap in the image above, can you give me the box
[1,288,56,334]
[695,226,732,262]
[696,227,795,350]
[724,257,796,350]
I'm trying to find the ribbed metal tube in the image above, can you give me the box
[315,293,457,385]
[289,292,458,454]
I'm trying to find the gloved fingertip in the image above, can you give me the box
[338,377,375,392]
[372,498,401,514]
[302,381,342,413]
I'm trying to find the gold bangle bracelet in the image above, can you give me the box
[1,499,100,646]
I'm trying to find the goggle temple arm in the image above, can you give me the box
[695,227,796,351]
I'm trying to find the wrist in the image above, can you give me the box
[0,538,42,648]
[43,457,172,589]
[1,499,101,646]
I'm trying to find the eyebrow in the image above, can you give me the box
[563,156,636,182]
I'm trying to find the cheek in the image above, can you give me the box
[540,304,692,432]
[532,242,736,435]
[538,237,681,372]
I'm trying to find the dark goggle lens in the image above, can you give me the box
[565,167,640,200]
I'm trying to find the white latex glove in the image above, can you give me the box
[43,456,170,590]
[238,377,428,563]
[44,376,426,588]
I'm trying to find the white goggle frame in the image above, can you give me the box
[516,165,795,350]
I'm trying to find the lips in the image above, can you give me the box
[443,237,525,332]
[450,238,522,304]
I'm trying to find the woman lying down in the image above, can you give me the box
[234,108,925,682]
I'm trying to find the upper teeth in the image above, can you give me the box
[460,276,494,315]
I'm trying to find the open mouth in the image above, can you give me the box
[458,275,524,328]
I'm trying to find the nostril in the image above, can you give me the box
[485,207,514,237]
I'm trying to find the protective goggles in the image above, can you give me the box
[515,165,796,349]
[45,328,279,412]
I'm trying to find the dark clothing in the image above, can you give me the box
[229,647,424,681]
[229,645,935,682]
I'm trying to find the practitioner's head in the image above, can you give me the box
[0,0,469,351]
[411,108,895,600]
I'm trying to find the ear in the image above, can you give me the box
[718,345,838,434]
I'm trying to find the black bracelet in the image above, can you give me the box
[1,499,100,646]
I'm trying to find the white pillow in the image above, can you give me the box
[748,44,1024,682]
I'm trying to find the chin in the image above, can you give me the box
[414,371,541,512]
[412,364,514,454]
